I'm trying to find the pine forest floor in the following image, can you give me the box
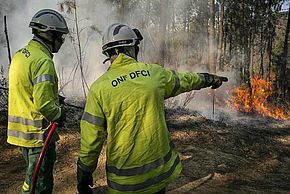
[1,108,290,194]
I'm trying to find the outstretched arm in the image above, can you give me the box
[163,68,228,99]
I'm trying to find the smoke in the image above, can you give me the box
[0,0,238,121]
[54,0,113,97]
[167,69,239,121]
[189,71,238,120]
[0,0,113,98]
[1,1,58,60]
[0,1,62,80]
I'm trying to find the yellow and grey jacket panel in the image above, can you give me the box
[8,40,60,147]
[80,53,203,193]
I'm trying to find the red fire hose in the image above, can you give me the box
[30,122,57,194]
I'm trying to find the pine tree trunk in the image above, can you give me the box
[209,0,216,73]
[217,0,224,71]
[159,0,168,66]
[259,32,264,77]
[280,3,290,98]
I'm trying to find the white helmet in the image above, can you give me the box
[29,9,69,34]
[102,23,143,55]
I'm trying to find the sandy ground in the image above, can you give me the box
[1,108,290,194]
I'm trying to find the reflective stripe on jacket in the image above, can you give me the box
[79,53,203,193]
[7,40,61,147]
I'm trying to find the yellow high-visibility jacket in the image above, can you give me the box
[7,40,61,147]
[79,53,204,194]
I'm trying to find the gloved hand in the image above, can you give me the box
[77,159,93,194]
[55,108,66,128]
[198,73,228,89]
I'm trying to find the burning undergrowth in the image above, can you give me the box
[226,75,290,121]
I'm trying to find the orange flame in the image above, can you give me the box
[226,75,290,120]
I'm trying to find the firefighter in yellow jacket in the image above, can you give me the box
[8,9,68,193]
[77,23,228,194]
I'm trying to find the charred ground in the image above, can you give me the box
[1,108,290,193]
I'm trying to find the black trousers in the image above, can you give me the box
[154,188,166,194]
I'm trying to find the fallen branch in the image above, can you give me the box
[167,173,214,194]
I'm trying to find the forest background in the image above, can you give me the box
[1,0,290,120]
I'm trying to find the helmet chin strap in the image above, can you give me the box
[135,46,139,60]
